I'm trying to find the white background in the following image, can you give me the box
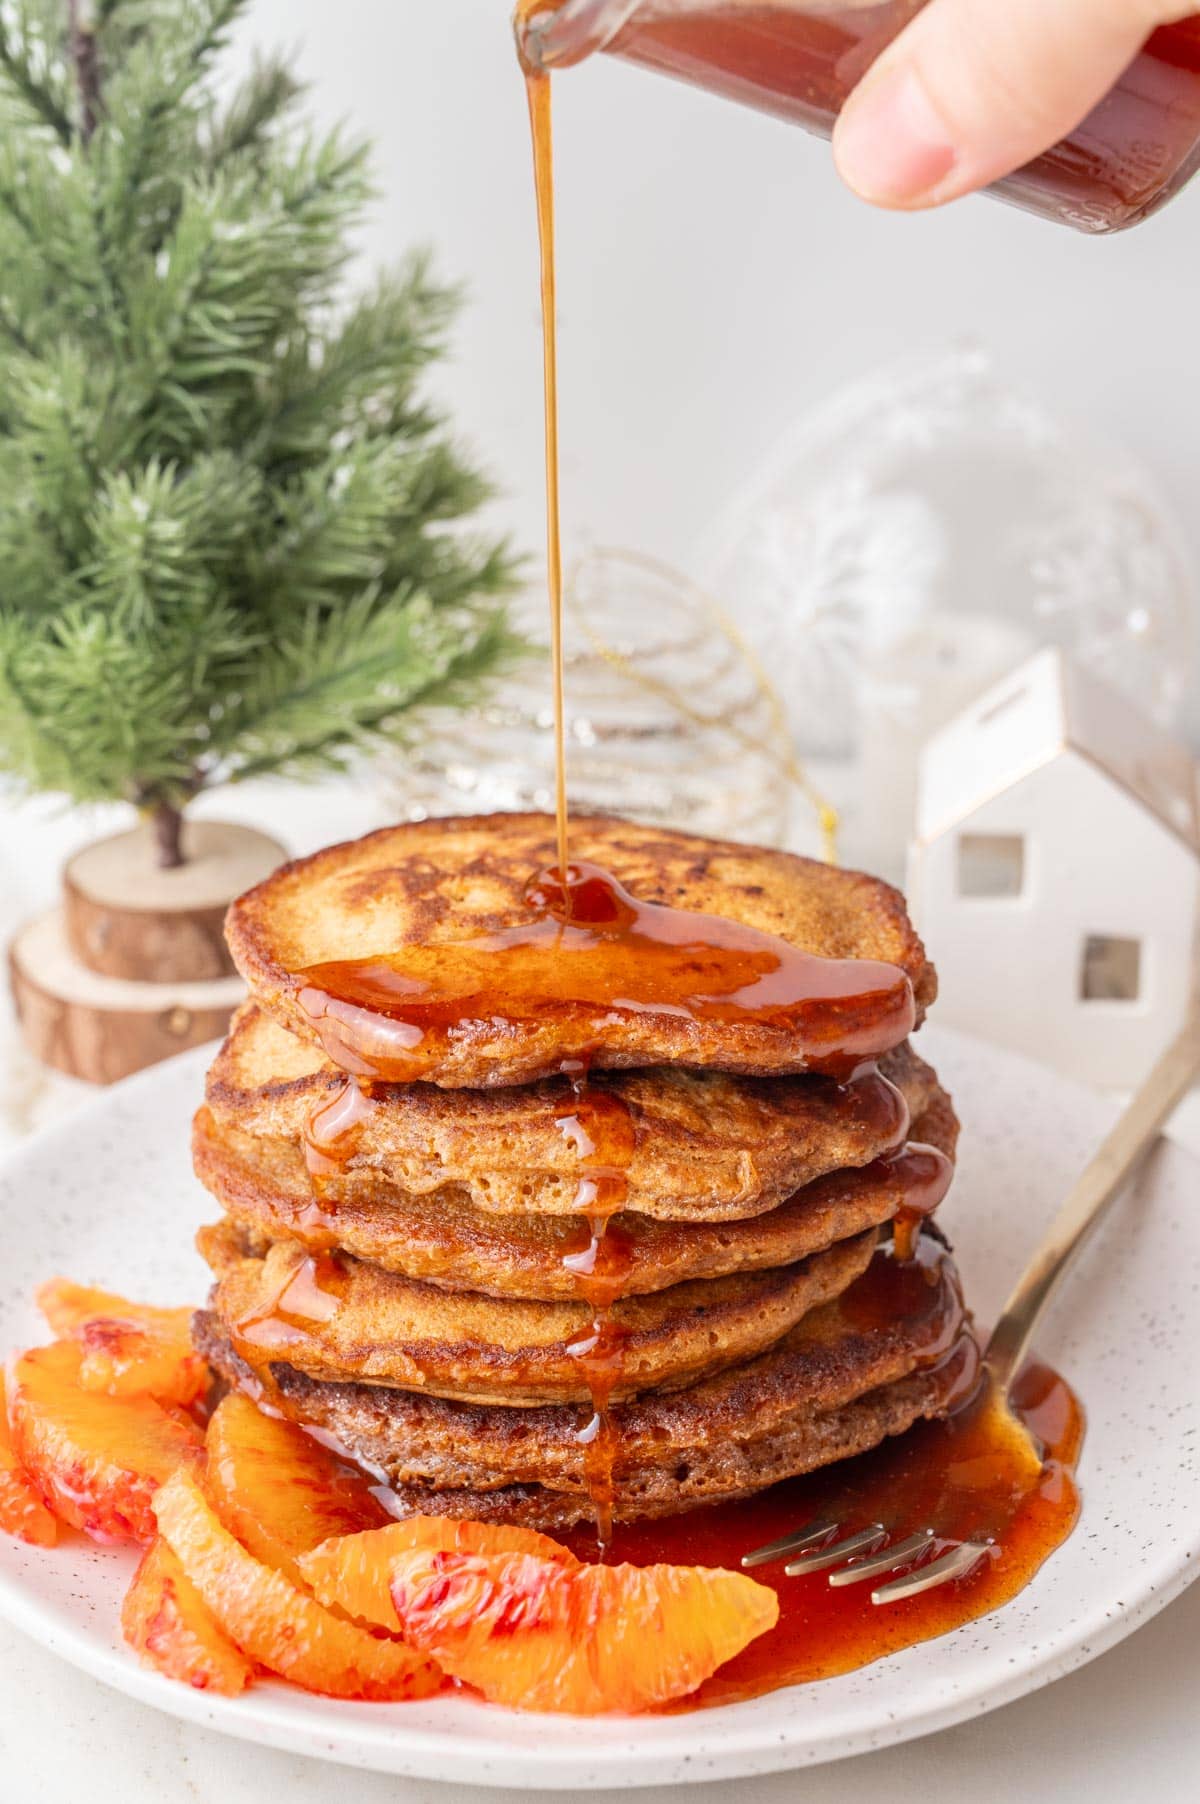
[233,0,1200,728]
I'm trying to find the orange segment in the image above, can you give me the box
[154,1470,441,1700]
[35,1279,206,1408]
[204,1393,390,1586]
[76,1323,208,1409]
[36,1279,194,1337]
[300,1516,579,1631]
[389,1548,779,1714]
[0,1374,58,1547]
[8,1341,203,1544]
[122,1538,254,1696]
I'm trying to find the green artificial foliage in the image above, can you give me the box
[0,0,519,863]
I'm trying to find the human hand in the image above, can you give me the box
[833,0,1198,210]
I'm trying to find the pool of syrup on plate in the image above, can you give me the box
[606,1349,1083,1704]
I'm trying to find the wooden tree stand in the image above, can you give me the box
[9,819,285,1084]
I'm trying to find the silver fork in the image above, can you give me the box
[743,1011,1200,1604]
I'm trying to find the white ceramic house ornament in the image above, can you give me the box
[907,646,1200,1091]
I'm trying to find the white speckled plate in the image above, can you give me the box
[0,1026,1197,1787]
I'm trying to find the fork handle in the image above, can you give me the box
[984,1011,1200,1394]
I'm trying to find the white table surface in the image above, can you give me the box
[2,781,1198,1800]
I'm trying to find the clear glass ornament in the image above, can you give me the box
[701,344,1196,880]
[382,548,830,852]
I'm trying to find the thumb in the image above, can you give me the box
[832,0,1195,210]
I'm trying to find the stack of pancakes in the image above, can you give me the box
[193,815,973,1531]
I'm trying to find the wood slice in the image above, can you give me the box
[64,819,286,982]
[10,910,246,1086]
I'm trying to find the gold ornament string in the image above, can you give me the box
[565,547,840,864]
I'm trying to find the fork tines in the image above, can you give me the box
[870,1540,987,1604]
[740,1518,837,1569]
[783,1526,886,1577]
[827,1529,934,1588]
[742,1518,986,1605]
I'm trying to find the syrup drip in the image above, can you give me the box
[556,1082,637,1554]
[827,1060,952,1264]
[303,1078,379,1187]
[850,1059,911,1158]
[834,1234,966,1352]
[883,1141,955,1262]
[233,1250,350,1355]
[296,861,916,1086]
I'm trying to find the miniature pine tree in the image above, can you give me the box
[0,0,519,867]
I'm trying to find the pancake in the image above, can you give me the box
[193,1091,959,1301]
[225,814,936,1087]
[204,1005,937,1221]
[364,1362,967,1534]
[194,1238,975,1526]
[198,1220,877,1407]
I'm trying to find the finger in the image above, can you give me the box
[832,0,1195,210]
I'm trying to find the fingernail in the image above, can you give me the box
[834,66,958,205]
